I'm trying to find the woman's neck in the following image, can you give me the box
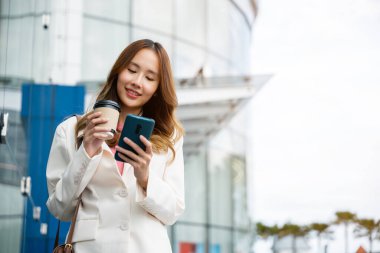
[119,107,142,124]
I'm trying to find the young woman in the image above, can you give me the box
[46,39,185,253]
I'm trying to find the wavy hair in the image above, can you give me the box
[75,39,184,160]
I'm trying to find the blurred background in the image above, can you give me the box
[0,0,379,253]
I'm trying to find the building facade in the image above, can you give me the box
[0,1,266,252]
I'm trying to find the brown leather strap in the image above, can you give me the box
[54,220,61,248]
[66,196,82,244]
[52,195,82,249]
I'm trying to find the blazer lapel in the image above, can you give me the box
[101,142,133,188]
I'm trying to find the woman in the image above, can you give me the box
[46,39,185,253]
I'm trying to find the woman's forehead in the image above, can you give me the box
[130,48,160,73]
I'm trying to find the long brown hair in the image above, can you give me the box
[75,39,184,160]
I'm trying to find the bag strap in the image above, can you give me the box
[53,197,82,247]
[66,197,82,244]
[54,220,61,248]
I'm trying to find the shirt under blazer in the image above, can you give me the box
[46,116,185,253]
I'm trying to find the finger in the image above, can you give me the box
[89,117,108,128]
[118,153,138,167]
[93,132,110,139]
[93,126,112,133]
[140,135,152,154]
[123,137,145,155]
[116,145,141,163]
[85,127,109,139]
[87,111,102,121]
[86,112,102,129]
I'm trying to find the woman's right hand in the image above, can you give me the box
[83,111,110,157]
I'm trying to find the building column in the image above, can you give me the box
[49,0,83,84]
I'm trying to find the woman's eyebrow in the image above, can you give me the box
[130,62,158,76]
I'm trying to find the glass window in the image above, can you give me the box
[173,223,207,253]
[0,184,23,253]
[0,18,34,79]
[207,0,231,63]
[131,28,173,57]
[180,150,207,223]
[233,230,252,253]
[229,7,252,75]
[231,0,255,25]
[209,149,233,227]
[175,0,206,46]
[231,154,249,229]
[0,104,27,252]
[207,0,252,76]
[132,0,173,35]
[210,228,232,253]
[173,41,205,78]
[81,18,129,81]
[83,0,130,22]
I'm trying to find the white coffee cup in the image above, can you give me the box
[93,100,120,140]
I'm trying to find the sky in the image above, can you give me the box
[248,0,380,252]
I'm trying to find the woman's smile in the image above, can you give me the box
[126,88,141,99]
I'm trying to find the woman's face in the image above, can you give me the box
[117,48,160,115]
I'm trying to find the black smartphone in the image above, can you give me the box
[115,114,155,162]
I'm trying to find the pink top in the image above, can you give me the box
[110,122,125,175]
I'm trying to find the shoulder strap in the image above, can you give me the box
[54,220,61,248]
[53,197,82,247]
[66,197,82,244]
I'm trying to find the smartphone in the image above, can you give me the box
[115,114,155,162]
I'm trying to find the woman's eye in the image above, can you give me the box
[128,68,137,73]
[146,76,154,81]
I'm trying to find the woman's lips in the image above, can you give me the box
[126,88,141,99]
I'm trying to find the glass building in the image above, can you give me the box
[0,0,271,252]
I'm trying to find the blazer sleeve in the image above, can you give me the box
[46,119,103,221]
[135,136,185,225]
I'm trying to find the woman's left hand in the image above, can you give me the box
[115,135,153,190]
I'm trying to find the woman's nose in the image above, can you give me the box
[132,73,143,87]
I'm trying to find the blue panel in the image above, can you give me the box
[196,243,204,253]
[210,244,221,253]
[21,84,85,253]
[195,244,220,253]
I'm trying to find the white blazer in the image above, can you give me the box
[46,116,185,253]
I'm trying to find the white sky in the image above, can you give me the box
[248,0,380,252]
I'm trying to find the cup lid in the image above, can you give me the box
[93,100,121,112]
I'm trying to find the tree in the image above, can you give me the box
[309,223,333,253]
[334,211,357,253]
[279,223,310,253]
[256,222,280,253]
[354,218,380,253]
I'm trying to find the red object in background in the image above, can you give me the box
[179,242,196,253]
[356,246,367,253]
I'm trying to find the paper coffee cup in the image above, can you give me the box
[93,100,121,140]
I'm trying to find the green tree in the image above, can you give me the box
[354,218,380,253]
[334,211,357,253]
[279,223,310,253]
[256,222,280,253]
[309,223,333,253]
